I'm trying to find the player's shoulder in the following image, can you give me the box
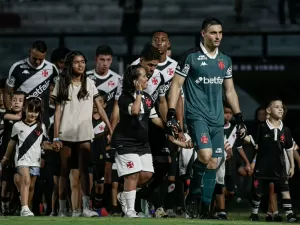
[131,58,140,66]
[86,76,95,85]
[13,120,23,128]
[9,58,28,73]
[108,69,121,78]
[166,56,178,64]
[86,69,95,76]
[218,51,232,63]
[44,60,59,73]
[179,47,202,58]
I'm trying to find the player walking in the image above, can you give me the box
[167,17,246,218]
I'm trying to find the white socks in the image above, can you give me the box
[59,200,66,213]
[123,190,136,212]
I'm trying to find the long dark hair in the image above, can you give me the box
[57,51,88,101]
[24,96,43,132]
[122,64,144,95]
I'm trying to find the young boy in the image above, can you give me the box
[1,91,25,215]
[90,91,108,211]
[214,103,252,220]
[249,97,297,222]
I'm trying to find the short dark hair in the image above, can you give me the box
[98,90,108,103]
[122,64,144,94]
[201,17,222,30]
[151,30,169,38]
[96,45,113,57]
[31,40,47,53]
[13,90,26,97]
[223,101,231,110]
[266,96,283,108]
[50,47,71,63]
[140,43,161,61]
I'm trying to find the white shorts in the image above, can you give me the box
[17,166,40,176]
[115,152,154,177]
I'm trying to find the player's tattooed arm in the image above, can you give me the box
[4,85,13,110]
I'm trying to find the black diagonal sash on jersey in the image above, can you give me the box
[17,65,52,95]
[156,61,172,71]
[18,128,42,160]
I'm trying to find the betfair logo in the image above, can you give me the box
[195,77,223,84]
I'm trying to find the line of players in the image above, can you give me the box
[0,28,298,220]
[0,30,184,217]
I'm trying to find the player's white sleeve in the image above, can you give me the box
[115,76,123,101]
[149,107,158,119]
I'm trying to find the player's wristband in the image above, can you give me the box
[234,112,244,124]
[167,108,176,120]
[136,90,143,95]
[53,137,60,142]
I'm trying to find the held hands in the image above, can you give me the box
[234,113,247,139]
[52,139,63,152]
[224,141,232,160]
[166,108,182,137]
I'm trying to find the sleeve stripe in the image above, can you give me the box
[93,93,100,99]
[176,70,187,77]
[224,76,232,79]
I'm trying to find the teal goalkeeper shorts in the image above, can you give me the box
[187,120,224,158]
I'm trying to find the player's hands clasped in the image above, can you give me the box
[166,108,181,137]
[234,112,247,139]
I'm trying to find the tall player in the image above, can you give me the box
[4,40,58,128]
[150,30,183,217]
[167,17,246,218]
[87,45,121,212]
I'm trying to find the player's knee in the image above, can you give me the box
[197,149,212,164]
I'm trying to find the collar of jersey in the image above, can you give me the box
[157,56,170,67]
[200,42,218,59]
[92,69,111,80]
[26,58,45,70]
[224,122,231,129]
[266,119,283,131]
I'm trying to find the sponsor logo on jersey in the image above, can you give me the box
[7,76,16,86]
[197,55,207,60]
[226,66,232,77]
[31,80,50,97]
[107,92,114,102]
[200,62,208,66]
[195,77,223,84]
[20,64,29,69]
[182,64,190,74]
[22,70,30,74]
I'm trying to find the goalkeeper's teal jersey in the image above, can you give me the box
[176,43,233,127]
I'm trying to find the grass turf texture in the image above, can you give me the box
[0,215,289,225]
